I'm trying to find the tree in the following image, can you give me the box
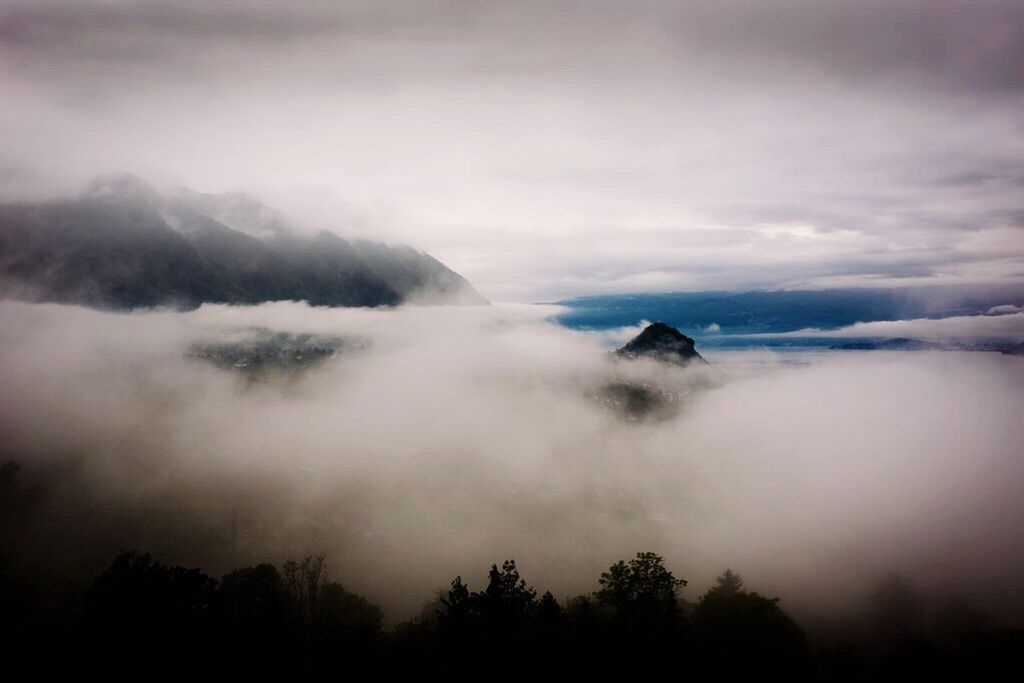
[438,576,473,634]
[435,561,542,675]
[318,581,383,641]
[282,553,326,625]
[870,572,926,642]
[595,552,687,661]
[711,568,744,596]
[475,560,538,629]
[217,564,289,672]
[311,579,384,671]
[596,551,686,611]
[537,591,563,626]
[85,551,219,671]
[692,570,811,681]
[218,565,286,630]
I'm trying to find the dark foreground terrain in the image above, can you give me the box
[2,504,1020,680]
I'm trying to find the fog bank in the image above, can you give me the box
[1,301,1022,622]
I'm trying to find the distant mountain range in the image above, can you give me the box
[557,289,1024,337]
[830,338,1024,355]
[0,174,486,310]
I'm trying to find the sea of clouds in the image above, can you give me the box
[1,300,1022,623]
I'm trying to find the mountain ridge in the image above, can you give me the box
[0,174,486,310]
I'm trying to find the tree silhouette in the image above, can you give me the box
[476,560,537,625]
[219,563,286,628]
[85,551,219,671]
[310,580,384,671]
[711,568,744,596]
[318,580,383,641]
[282,553,326,625]
[10,547,1024,679]
[692,569,811,681]
[867,573,942,680]
[595,552,687,667]
[438,576,473,635]
[870,572,927,642]
[596,551,686,609]
[537,591,563,625]
[435,560,544,674]
[218,563,288,669]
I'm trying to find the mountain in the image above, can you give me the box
[556,289,1024,336]
[616,322,705,365]
[591,322,707,422]
[829,338,940,351]
[830,337,1024,355]
[0,174,486,310]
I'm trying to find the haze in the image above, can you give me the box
[2,300,1022,623]
[3,4,1024,676]
[2,0,1023,301]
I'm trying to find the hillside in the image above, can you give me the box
[0,174,486,310]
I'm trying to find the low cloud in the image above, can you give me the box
[2,300,1023,622]
[763,312,1024,340]
[987,304,1024,316]
[581,319,652,347]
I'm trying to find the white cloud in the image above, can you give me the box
[580,319,652,347]
[987,304,1024,316]
[2,299,1023,618]
[749,312,1024,340]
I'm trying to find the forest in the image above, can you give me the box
[2,541,1019,680]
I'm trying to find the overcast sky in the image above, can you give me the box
[2,0,1023,301]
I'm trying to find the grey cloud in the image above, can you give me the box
[1,0,1023,299]
[4,1,1023,91]
[3,300,1024,619]
[0,2,347,50]
[762,310,1024,339]
[931,172,1004,188]
[668,0,1024,95]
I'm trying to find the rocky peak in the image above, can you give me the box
[616,321,705,365]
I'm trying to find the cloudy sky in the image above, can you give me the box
[2,0,1023,301]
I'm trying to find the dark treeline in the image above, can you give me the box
[2,547,1022,681]
[2,460,1022,679]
